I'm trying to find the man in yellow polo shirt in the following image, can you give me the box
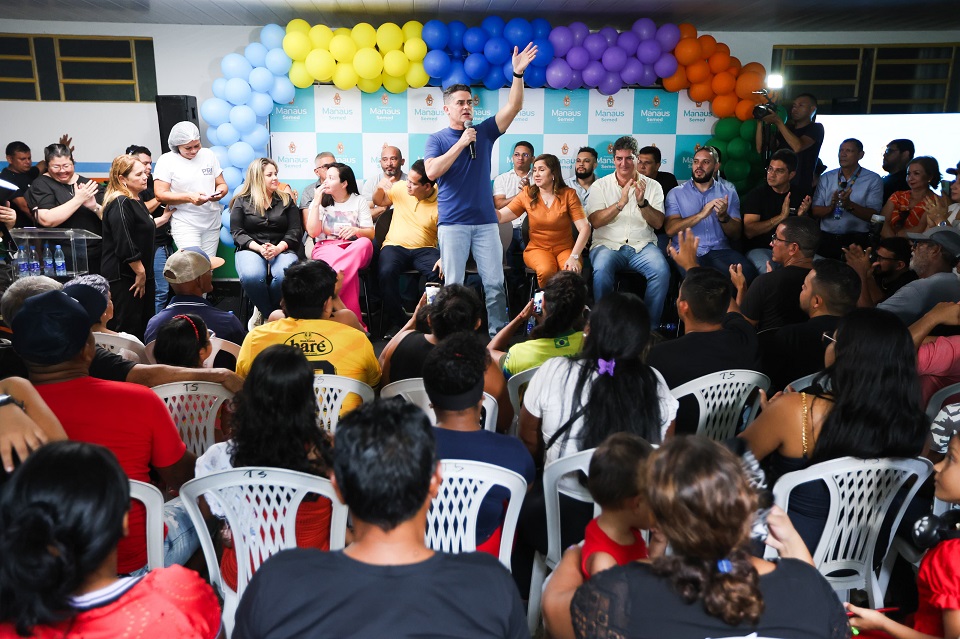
[373,158,441,334]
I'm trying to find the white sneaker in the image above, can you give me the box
[247,307,262,332]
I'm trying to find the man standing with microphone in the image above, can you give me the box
[425,42,536,335]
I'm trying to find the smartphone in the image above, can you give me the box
[425,283,440,305]
[532,290,544,316]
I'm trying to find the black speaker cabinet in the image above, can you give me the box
[155,95,199,153]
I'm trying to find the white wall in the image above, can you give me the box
[1,20,955,173]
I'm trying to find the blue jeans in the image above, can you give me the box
[590,243,670,328]
[234,249,299,316]
[438,223,508,335]
[127,497,199,576]
[153,245,171,314]
[700,248,759,284]
[746,248,773,275]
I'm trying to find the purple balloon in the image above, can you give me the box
[582,60,605,88]
[637,39,662,64]
[599,71,623,96]
[653,52,678,78]
[566,68,583,90]
[566,45,590,70]
[655,23,682,51]
[601,46,627,72]
[620,56,644,85]
[548,26,573,57]
[599,27,619,46]
[568,22,589,45]
[617,31,640,56]
[583,33,607,61]
[484,36,511,65]
[639,64,658,86]
[531,18,552,40]
[546,58,573,89]
[632,18,657,40]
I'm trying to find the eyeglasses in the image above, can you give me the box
[766,166,789,175]
[770,233,792,244]
[314,164,332,172]
[49,163,73,171]
[821,331,837,345]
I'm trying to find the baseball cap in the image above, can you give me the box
[163,247,225,284]
[12,291,92,365]
[63,283,107,326]
[907,226,960,260]
[947,163,958,176]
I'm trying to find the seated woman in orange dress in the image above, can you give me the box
[882,156,941,237]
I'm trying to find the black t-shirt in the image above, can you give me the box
[233,548,528,639]
[774,121,824,191]
[572,558,849,639]
[89,345,136,382]
[654,171,679,196]
[764,314,839,393]
[740,265,811,332]
[740,184,812,252]
[883,169,909,203]
[141,174,172,250]
[101,196,156,283]
[25,174,104,235]
[0,166,40,227]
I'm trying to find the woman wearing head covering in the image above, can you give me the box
[153,122,227,259]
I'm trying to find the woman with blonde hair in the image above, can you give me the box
[100,153,154,339]
[230,157,302,320]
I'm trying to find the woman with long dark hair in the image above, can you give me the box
[0,441,220,637]
[195,344,334,591]
[740,307,928,550]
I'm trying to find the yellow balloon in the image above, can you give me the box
[289,61,315,88]
[329,34,357,63]
[305,48,336,81]
[357,76,383,93]
[282,32,312,62]
[382,49,409,77]
[333,27,351,37]
[382,72,408,94]
[353,47,384,80]
[403,37,427,62]
[405,61,429,88]
[286,19,311,34]
[402,20,424,41]
[376,23,404,53]
[352,23,377,49]
[332,62,359,90]
[309,24,334,50]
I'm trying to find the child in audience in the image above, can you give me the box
[154,313,212,368]
[847,433,960,639]
[581,432,663,578]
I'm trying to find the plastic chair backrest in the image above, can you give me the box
[144,340,157,364]
[129,479,165,572]
[926,381,960,421]
[670,369,770,441]
[772,455,933,607]
[203,336,241,370]
[313,374,375,432]
[380,377,499,431]
[152,381,234,457]
[426,459,527,570]
[543,448,596,568]
[94,332,148,363]
[787,371,821,392]
[507,365,539,418]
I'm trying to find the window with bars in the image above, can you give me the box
[771,43,959,114]
[0,34,157,102]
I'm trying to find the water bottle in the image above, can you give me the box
[833,201,843,221]
[28,245,40,277]
[17,246,28,279]
[54,245,67,277]
[42,244,54,275]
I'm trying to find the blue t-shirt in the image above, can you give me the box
[433,427,535,541]
[665,179,742,255]
[424,117,502,226]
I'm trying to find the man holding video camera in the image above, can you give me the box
[756,93,824,192]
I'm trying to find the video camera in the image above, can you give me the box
[752,88,778,120]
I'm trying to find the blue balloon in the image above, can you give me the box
[224,78,252,106]
[206,126,221,147]
[220,225,235,248]
[220,208,232,229]
[256,115,268,126]
[229,105,257,134]
[463,27,488,54]
[423,50,451,78]
[200,97,232,127]
[531,38,554,67]
[222,166,244,190]
[241,124,269,149]
[217,122,241,146]
[249,67,274,93]
[270,76,295,105]
[502,60,514,83]
[245,42,269,68]
[260,23,286,50]
[429,75,442,87]
[483,36,511,65]
[530,18,552,40]
[265,47,293,76]
[463,52,490,80]
[504,18,532,49]
[227,141,256,170]
[483,65,505,90]
[212,77,227,100]
[524,64,546,88]
[248,91,275,118]
[481,16,505,37]
[448,21,467,53]
[421,20,449,50]
[222,53,253,80]
[211,145,230,168]
[441,60,470,90]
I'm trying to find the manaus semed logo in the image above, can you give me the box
[288,141,297,153]
[563,95,571,107]
[333,93,341,105]
[606,143,614,155]
[695,101,703,108]
[652,95,661,107]
[694,142,703,152]
[285,331,333,357]
[337,142,345,154]
[561,143,569,156]
[606,96,615,108]
[472,94,480,106]
[381,93,389,105]
[425,95,434,106]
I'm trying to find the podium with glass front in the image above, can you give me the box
[10,228,101,281]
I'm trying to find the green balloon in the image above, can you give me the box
[733,180,750,194]
[724,159,750,182]
[727,137,751,161]
[776,104,788,123]
[705,137,728,160]
[714,117,741,142]
[739,118,757,140]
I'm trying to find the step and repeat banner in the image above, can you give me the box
[270,85,716,197]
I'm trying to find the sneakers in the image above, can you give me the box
[247,307,263,332]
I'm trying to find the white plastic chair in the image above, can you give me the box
[767,456,933,608]
[313,374,375,433]
[204,336,241,369]
[380,377,499,432]
[526,448,597,635]
[925,381,960,421]
[506,366,539,437]
[129,479,165,572]
[426,459,527,570]
[151,381,234,457]
[179,467,349,638]
[670,370,770,441]
[94,331,148,363]
[787,371,821,392]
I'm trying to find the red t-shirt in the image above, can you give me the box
[35,377,187,573]
[914,537,960,636]
[580,517,649,579]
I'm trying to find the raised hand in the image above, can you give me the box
[512,42,538,75]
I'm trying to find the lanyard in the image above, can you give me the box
[838,166,862,190]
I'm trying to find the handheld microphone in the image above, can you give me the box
[466,119,476,160]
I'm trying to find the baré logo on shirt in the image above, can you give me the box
[285,332,333,357]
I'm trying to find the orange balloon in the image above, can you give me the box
[727,56,742,76]
[708,51,731,74]
[735,98,756,121]
[698,35,717,59]
[678,23,698,40]
[711,71,736,95]
[686,60,711,84]
[712,93,738,118]
[662,66,689,92]
[674,38,702,66]
[688,81,715,103]
[741,62,767,77]
[735,72,764,99]
[716,43,730,56]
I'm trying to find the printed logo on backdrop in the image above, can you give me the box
[316,133,363,174]
[271,132,316,181]
[676,92,718,136]
[270,87,315,132]
[674,135,710,181]
[587,135,620,178]
[633,90,679,135]
[315,86,362,131]
[512,88,543,129]
[588,89,634,135]
[361,91,408,133]
[543,134,588,177]
[470,89,499,123]
[407,87,448,133]
[544,89,588,134]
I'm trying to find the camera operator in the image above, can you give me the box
[756,93,824,192]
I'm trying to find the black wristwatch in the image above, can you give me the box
[0,394,24,411]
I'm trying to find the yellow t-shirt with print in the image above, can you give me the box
[501,330,584,379]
